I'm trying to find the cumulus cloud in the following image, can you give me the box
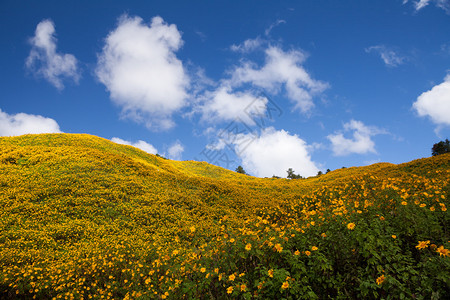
[199,87,268,125]
[167,141,184,160]
[413,75,450,126]
[327,120,383,156]
[26,19,80,90]
[229,46,328,113]
[111,137,158,154]
[96,15,189,130]
[0,109,62,136]
[365,45,406,67]
[229,127,319,177]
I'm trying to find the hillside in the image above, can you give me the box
[0,134,449,299]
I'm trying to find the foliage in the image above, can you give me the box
[0,134,449,299]
[432,139,450,156]
[235,165,247,175]
[287,168,302,179]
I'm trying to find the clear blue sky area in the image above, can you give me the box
[1,0,449,177]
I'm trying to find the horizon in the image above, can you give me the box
[1,0,450,177]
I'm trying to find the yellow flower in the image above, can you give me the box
[274,243,283,253]
[376,274,385,285]
[347,223,356,230]
[436,246,450,257]
[430,206,435,211]
[245,243,252,251]
[392,235,397,239]
[172,250,179,256]
[294,250,300,256]
[311,246,318,251]
[281,281,289,289]
[305,250,311,256]
[401,201,407,206]
[379,216,385,221]
[227,286,233,294]
[321,233,327,238]
[416,240,430,250]
[240,284,247,292]
[200,267,206,273]
[190,226,196,233]
[229,238,235,243]
[229,274,236,281]
[268,269,273,278]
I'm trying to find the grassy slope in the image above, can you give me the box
[0,134,449,299]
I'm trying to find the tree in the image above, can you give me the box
[432,139,450,156]
[287,168,302,179]
[235,165,247,174]
[317,171,323,176]
[326,169,331,174]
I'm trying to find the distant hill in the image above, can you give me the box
[1,134,449,299]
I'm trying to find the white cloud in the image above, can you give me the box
[111,137,158,154]
[230,46,328,113]
[413,75,450,126]
[365,45,405,67]
[403,0,450,13]
[264,19,286,36]
[0,109,62,136]
[230,127,319,177]
[199,86,268,125]
[26,19,80,90]
[230,37,263,53]
[96,15,189,130]
[167,141,184,160]
[327,120,383,156]
[436,0,450,12]
[415,0,432,10]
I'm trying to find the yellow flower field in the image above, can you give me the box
[0,134,449,299]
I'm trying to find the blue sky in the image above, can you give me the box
[1,0,450,177]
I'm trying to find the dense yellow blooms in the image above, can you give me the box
[0,134,448,299]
